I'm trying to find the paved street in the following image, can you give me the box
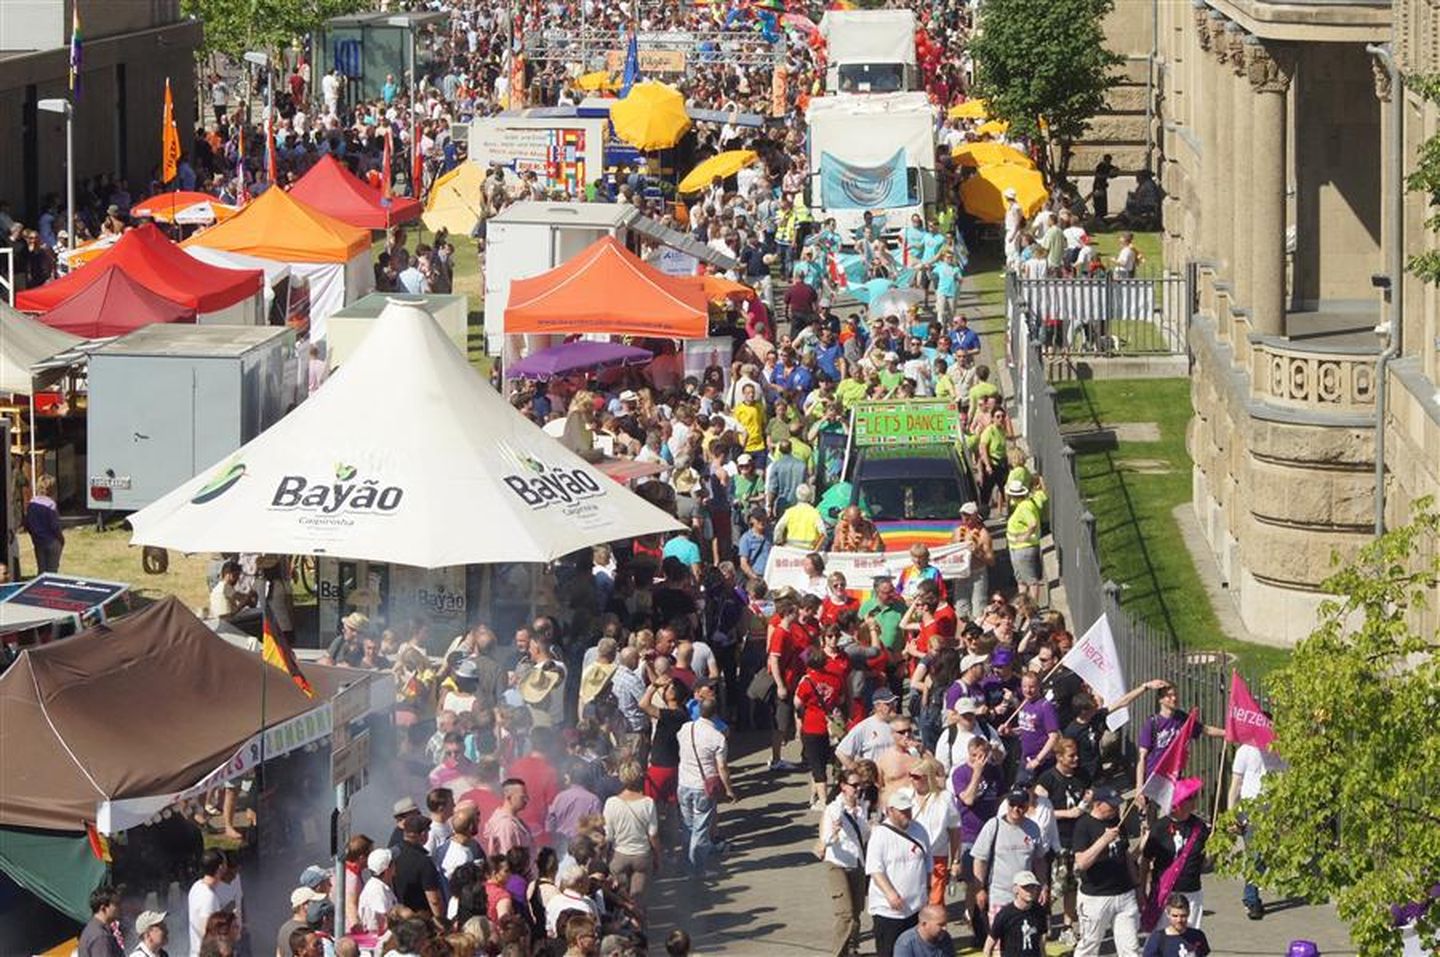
[644,733,1356,956]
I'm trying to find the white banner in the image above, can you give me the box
[764,542,972,596]
[1059,613,1129,730]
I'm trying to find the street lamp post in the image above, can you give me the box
[387,16,419,197]
[36,98,74,251]
[243,51,273,184]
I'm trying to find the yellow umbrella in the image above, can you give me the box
[422,161,487,235]
[677,150,759,194]
[951,141,1035,170]
[575,70,620,92]
[609,81,692,151]
[976,119,1010,138]
[961,164,1048,224]
[947,99,988,121]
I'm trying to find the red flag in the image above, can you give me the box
[84,821,111,863]
[1140,708,1199,816]
[262,607,314,698]
[1225,671,1274,750]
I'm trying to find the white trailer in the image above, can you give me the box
[806,92,939,241]
[818,9,918,94]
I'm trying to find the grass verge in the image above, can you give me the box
[1054,377,1291,676]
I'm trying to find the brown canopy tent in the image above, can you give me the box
[0,595,355,833]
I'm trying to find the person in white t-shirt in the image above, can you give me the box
[1228,736,1286,920]
[936,697,1002,773]
[357,848,397,934]
[187,849,230,956]
[865,785,931,957]
[836,689,899,770]
[910,758,963,906]
[676,700,735,874]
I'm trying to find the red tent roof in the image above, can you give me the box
[505,236,711,339]
[38,266,194,338]
[16,224,262,314]
[288,154,423,229]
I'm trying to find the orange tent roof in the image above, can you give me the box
[674,274,755,302]
[288,155,422,230]
[505,236,711,339]
[182,185,371,263]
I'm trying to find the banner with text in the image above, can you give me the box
[764,542,972,595]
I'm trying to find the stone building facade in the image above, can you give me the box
[1156,0,1440,642]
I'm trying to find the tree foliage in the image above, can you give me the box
[967,0,1122,182]
[1405,74,1440,286]
[182,0,369,60]
[1213,499,1440,956]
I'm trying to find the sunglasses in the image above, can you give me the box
[894,727,915,736]
[842,780,861,787]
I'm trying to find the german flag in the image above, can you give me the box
[262,607,315,698]
[84,821,111,863]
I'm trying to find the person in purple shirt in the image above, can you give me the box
[545,759,602,847]
[1005,671,1060,773]
[980,647,1022,723]
[1135,683,1224,811]
[950,736,1006,947]
[944,653,990,713]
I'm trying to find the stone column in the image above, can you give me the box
[1248,40,1295,338]
[1229,24,1253,315]
[1210,14,1235,290]
[1194,2,1218,260]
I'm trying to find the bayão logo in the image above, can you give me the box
[271,464,403,515]
[502,452,604,510]
[192,460,246,504]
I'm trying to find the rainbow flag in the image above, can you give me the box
[68,5,82,98]
[875,519,961,552]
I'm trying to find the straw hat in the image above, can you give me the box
[578,661,617,706]
[519,666,564,704]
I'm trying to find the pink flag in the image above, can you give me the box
[1140,708,1199,816]
[1225,671,1275,750]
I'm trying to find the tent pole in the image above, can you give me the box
[28,389,37,492]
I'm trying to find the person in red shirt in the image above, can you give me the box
[795,648,846,809]
[797,593,824,642]
[820,571,860,626]
[767,597,809,772]
[506,727,559,849]
[457,756,505,836]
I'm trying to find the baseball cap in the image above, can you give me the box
[1005,786,1031,806]
[392,796,419,817]
[960,652,989,672]
[1091,786,1122,807]
[452,658,479,679]
[959,502,979,516]
[299,864,331,890]
[291,886,327,909]
[1013,870,1042,888]
[991,647,1014,667]
[872,687,898,704]
[366,848,393,874]
[403,814,432,835]
[889,786,918,811]
[953,696,979,715]
[134,911,167,935]
[736,453,753,466]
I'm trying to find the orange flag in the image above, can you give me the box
[161,77,181,184]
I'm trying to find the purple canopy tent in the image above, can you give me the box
[506,341,654,380]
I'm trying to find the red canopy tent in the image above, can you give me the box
[505,236,710,339]
[16,224,262,315]
[37,266,194,338]
[288,154,423,230]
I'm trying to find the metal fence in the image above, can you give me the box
[1007,304,1255,815]
[1005,270,1190,356]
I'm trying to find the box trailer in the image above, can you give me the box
[819,10,918,94]
[86,325,295,512]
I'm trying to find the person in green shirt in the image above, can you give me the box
[967,365,1001,414]
[730,453,766,533]
[877,352,904,394]
[977,407,1012,510]
[836,367,869,410]
[1005,479,1044,603]
[934,358,956,400]
[858,578,908,652]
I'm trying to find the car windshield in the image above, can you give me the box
[859,475,962,521]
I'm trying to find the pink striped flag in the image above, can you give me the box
[1224,671,1275,750]
[1140,707,1200,816]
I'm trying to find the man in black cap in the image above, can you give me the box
[1071,787,1141,957]
[970,786,1048,948]
[387,796,422,849]
[392,813,445,918]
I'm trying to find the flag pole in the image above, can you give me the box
[1211,738,1229,822]
[256,576,269,855]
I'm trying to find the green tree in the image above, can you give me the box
[1213,499,1440,956]
[1406,75,1440,285]
[966,0,1122,182]
[182,0,368,60]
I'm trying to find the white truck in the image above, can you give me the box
[818,9,918,94]
[806,92,939,242]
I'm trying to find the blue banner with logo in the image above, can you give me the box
[819,149,909,210]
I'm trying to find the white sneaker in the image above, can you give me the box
[768,758,800,771]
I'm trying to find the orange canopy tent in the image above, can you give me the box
[505,236,711,339]
[288,155,423,230]
[181,184,370,263]
[674,273,755,302]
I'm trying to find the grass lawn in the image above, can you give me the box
[1054,377,1292,676]
[17,521,213,611]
